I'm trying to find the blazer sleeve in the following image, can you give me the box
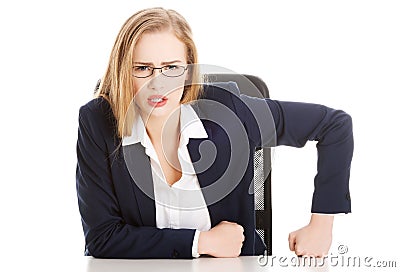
[236,92,353,214]
[76,103,195,259]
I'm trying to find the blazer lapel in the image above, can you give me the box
[188,124,224,227]
[123,143,156,227]
[188,100,228,226]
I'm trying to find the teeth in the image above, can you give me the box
[151,98,163,103]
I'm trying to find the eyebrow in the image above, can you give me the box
[133,60,184,66]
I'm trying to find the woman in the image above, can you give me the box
[76,7,353,259]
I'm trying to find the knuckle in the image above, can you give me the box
[295,247,304,255]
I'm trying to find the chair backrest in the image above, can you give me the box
[206,74,272,256]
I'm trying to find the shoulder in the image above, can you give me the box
[196,81,242,113]
[78,97,118,143]
[79,97,115,126]
[79,97,113,121]
[200,81,270,115]
[202,81,240,100]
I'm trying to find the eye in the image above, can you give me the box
[165,65,178,70]
[134,66,151,71]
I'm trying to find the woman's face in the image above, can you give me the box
[132,30,188,121]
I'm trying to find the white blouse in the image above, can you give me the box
[122,104,211,257]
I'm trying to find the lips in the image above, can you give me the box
[147,95,168,107]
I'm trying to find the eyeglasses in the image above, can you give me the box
[132,65,188,78]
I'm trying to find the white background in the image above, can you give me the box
[1,0,399,270]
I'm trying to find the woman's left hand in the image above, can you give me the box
[288,214,334,257]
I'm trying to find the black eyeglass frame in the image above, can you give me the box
[132,65,188,78]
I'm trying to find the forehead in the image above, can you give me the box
[133,30,187,63]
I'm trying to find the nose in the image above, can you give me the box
[147,68,165,91]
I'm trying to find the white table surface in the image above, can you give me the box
[85,256,313,272]
[84,255,397,272]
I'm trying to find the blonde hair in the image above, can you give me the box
[95,7,202,138]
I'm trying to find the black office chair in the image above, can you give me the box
[206,74,272,256]
[93,74,273,256]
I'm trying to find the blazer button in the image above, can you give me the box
[346,193,351,201]
[172,249,179,258]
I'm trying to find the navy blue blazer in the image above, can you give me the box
[76,82,353,259]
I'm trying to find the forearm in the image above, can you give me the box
[312,110,353,213]
[84,221,196,259]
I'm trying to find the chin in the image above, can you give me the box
[146,105,179,119]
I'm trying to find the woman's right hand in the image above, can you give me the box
[198,221,245,257]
